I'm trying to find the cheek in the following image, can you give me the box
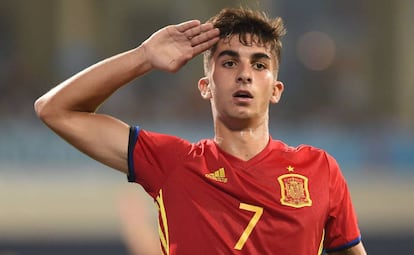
[259,72,277,94]
[210,73,231,96]
[212,68,230,84]
[210,85,224,102]
[262,70,275,81]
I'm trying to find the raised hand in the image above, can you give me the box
[141,20,220,73]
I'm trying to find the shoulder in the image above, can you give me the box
[134,128,218,158]
[137,128,190,145]
[271,139,339,169]
[271,139,328,155]
[186,138,216,157]
[130,127,194,156]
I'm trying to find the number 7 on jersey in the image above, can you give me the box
[234,203,264,250]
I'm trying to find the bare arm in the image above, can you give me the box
[328,242,367,255]
[34,20,220,173]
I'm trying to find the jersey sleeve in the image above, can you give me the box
[127,126,191,198]
[323,152,362,253]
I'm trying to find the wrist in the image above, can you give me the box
[129,44,153,76]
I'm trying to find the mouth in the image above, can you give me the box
[232,90,253,105]
[232,90,253,99]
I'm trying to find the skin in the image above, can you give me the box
[198,34,284,161]
[34,20,219,173]
[34,19,366,255]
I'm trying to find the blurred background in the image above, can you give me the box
[1,0,413,254]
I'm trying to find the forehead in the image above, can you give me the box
[213,34,274,59]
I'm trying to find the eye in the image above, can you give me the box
[252,62,267,70]
[222,60,237,68]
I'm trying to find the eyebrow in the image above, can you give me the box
[218,50,239,59]
[217,50,272,61]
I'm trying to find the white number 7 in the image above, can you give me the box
[234,203,264,250]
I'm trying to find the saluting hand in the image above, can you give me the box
[141,20,220,73]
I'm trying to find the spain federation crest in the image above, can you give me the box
[278,173,312,208]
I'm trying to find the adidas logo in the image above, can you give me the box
[205,167,228,183]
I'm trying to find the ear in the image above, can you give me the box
[270,81,284,104]
[198,77,212,100]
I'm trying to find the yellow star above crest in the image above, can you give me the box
[287,166,295,172]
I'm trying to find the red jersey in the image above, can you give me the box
[128,127,361,254]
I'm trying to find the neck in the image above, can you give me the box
[214,119,270,161]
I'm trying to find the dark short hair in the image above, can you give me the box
[203,7,286,74]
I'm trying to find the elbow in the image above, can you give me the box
[34,95,54,123]
[34,96,45,119]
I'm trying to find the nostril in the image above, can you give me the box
[237,76,252,83]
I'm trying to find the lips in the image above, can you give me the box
[232,90,253,105]
[232,90,253,99]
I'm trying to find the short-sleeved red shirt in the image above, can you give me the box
[128,127,361,254]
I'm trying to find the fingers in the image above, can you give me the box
[191,28,220,54]
[176,20,219,42]
[176,20,201,33]
[192,35,220,56]
[183,22,214,39]
[175,20,220,54]
[174,20,220,59]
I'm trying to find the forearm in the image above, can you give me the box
[32,20,218,173]
[34,45,150,119]
[35,19,219,120]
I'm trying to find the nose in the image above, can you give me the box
[236,64,252,84]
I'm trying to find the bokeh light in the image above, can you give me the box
[296,31,336,71]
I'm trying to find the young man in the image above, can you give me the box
[35,8,367,255]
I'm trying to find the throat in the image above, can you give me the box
[214,128,270,161]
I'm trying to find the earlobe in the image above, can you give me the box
[198,77,212,99]
[270,81,284,104]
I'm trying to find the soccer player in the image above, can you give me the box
[34,7,367,255]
